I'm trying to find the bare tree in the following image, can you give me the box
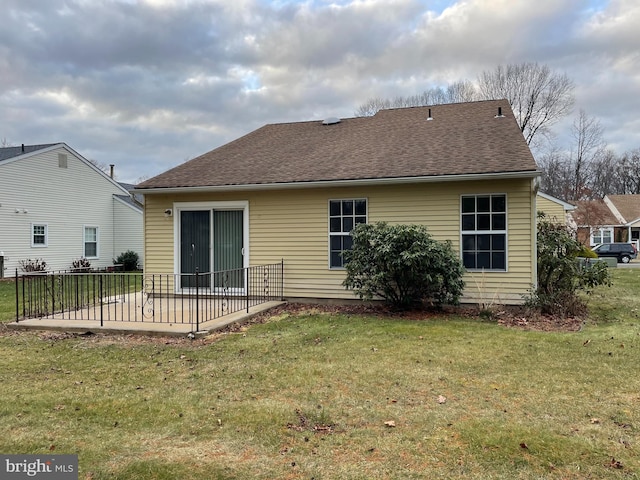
[354,97,393,117]
[537,143,573,200]
[355,63,573,148]
[354,80,477,117]
[477,62,574,147]
[568,110,606,200]
[588,149,620,198]
[616,148,640,194]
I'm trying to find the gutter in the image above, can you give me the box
[134,170,541,195]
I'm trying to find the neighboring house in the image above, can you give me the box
[536,192,575,225]
[136,100,540,305]
[0,143,144,277]
[571,194,640,248]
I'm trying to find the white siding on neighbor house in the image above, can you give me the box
[113,197,144,268]
[0,145,142,275]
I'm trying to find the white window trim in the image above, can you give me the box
[83,225,99,259]
[460,193,508,272]
[328,198,368,269]
[590,227,614,246]
[31,223,48,248]
[172,201,250,279]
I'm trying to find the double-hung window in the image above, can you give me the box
[31,224,48,247]
[329,199,367,268]
[590,227,613,246]
[461,194,507,270]
[84,226,99,258]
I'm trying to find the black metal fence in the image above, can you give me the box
[15,262,284,330]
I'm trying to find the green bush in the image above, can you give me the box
[526,214,610,316]
[342,222,465,309]
[575,244,598,258]
[114,250,140,272]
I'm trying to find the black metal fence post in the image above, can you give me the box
[195,268,200,332]
[99,274,104,327]
[246,267,250,313]
[15,269,19,322]
[280,259,285,300]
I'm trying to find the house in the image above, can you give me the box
[536,192,575,224]
[571,194,640,248]
[0,143,144,276]
[136,100,540,305]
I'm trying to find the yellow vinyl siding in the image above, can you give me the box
[537,195,566,224]
[143,178,536,304]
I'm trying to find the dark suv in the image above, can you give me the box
[591,243,638,263]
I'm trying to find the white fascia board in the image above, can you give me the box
[2,143,130,195]
[0,143,65,166]
[537,191,576,211]
[113,195,143,214]
[624,216,640,227]
[603,195,626,224]
[135,170,541,195]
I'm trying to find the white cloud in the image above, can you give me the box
[0,0,639,182]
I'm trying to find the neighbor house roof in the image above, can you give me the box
[571,199,619,226]
[137,99,538,192]
[605,194,640,224]
[0,143,59,162]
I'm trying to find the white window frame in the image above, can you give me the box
[83,225,99,259]
[590,227,613,246]
[328,198,368,269]
[460,193,508,272]
[31,224,48,247]
[172,200,250,279]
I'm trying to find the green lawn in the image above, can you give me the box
[0,271,639,479]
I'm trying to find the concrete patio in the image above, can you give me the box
[8,294,286,338]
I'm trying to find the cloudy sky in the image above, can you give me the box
[1,0,638,183]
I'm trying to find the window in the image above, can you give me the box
[461,194,507,270]
[329,199,367,268]
[84,226,99,258]
[31,224,48,247]
[590,227,613,246]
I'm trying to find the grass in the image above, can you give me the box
[0,271,639,478]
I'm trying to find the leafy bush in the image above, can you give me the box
[19,258,48,273]
[342,222,465,309]
[576,244,598,258]
[71,257,92,272]
[114,250,140,272]
[526,214,610,316]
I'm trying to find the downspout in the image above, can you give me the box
[532,177,539,291]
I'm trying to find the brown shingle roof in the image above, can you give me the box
[138,100,538,190]
[571,200,619,226]
[606,195,640,223]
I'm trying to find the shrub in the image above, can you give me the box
[114,250,140,272]
[575,244,598,258]
[18,258,48,273]
[525,214,610,316]
[71,257,92,272]
[342,222,465,309]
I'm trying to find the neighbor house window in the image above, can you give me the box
[58,153,68,168]
[461,194,507,271]
[84,226,99,258]
[329,199,367,268]
[31,224,48,247]
[590,227,613,246]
